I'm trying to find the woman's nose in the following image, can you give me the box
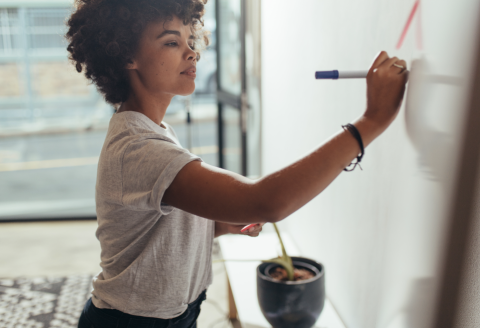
[186,47,197,61]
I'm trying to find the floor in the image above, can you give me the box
[0,220,233,328]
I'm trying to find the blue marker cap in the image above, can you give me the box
[315,70,339,79]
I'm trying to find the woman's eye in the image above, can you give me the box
[165,41,194,50]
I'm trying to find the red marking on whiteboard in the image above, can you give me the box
[396,0,422,49]
[416,2,423,49]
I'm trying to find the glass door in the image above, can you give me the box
[216,0,247,175]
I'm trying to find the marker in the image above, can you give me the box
[241,223,258,233]
[315,70,368,79]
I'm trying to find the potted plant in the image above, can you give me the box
[256,223,325,328]
[217,223,325,328]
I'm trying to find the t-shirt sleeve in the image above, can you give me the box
[121,137,202,214]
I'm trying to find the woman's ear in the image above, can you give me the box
[126,58,137,70]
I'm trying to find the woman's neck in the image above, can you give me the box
[117,90,173,128]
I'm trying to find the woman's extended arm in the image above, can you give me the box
[162,52,408,224]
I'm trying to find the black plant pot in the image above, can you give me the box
[257,257,325,328]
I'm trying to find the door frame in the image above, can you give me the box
[215,0,248,176]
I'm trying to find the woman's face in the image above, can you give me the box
[129,15,197,98]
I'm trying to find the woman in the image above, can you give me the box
[67,0,407,327]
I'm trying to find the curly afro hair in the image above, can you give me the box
[66,0,209,105]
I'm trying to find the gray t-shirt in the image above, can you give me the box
[91,111,215,319]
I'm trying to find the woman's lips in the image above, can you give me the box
[181,71,196,78]
[181,67,196,78]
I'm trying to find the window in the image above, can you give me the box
[0,2,218,221]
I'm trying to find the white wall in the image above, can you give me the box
[261,1,480,327]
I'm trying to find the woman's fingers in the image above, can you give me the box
[242,223,264,237]
[246,227,262,237]
[380,56,399,70]
[364,51,408,128]
[369,51,390,73]
[369,53,408,77]
[394,59,408,74]
[231,222,264,236]
[380,57,408,76]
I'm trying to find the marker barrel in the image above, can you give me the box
[315,70,368,79]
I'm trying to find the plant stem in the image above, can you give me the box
[271,223,295,281]
[273,223,288,259]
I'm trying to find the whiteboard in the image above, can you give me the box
[260,0,480,327]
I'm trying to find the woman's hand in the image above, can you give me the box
[236,223,265,237]
[364,51,408,129]
[215,222,265,238]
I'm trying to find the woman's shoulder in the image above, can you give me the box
[105,112,177,146]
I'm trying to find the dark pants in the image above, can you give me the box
[77,290,207,328]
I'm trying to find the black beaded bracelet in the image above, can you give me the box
[342,123,364,171]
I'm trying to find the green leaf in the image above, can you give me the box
[267,223,295,281]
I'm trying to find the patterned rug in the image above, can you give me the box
[0,275,92,328]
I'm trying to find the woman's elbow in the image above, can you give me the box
[246,181,288,223]
[253,201,286,223]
